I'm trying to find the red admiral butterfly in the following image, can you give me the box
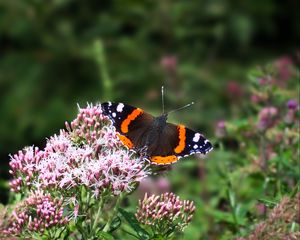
[102,95,212,165]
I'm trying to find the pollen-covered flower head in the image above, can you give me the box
[2,190,68,237]
[136,192,195,233]
[9,104,150,197]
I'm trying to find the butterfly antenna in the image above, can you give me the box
[161,86,165,114]
[167,102,194,115]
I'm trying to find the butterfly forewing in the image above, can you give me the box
[102,102,137,132]
[126,113,155,148]
[101,102,154,149]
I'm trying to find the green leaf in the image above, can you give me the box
[118,208,150,239]
[227,188,236,208]
[151,235,165,240]
[247,68,264,82]
[258,198,278,207]
[96,231,115,240]
[210,209,235,224]
[109,216,121,233]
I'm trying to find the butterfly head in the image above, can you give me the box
[153,113,168,129]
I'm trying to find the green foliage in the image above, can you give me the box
[119,208,150,240]
[0,0,298,160]
[0,0,299,239]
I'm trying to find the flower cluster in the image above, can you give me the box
[4,103,200,239]
[237,194,300,240]
[216,59,299,170]
[66,104,119,147]
[2,190,68,236]
[136,192,195,233]
[214,58,299,239]
[285,99,299,124]
[9,104,150,197]
[257,106,278,131]
[9,146,43,192]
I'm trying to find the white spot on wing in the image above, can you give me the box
[112,112,116,118]
[193,133,200,142]
[117,103,124,112]
[108,101,112,106]
[193,144,198,149]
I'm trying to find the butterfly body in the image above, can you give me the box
[101,102,212,165]
[144,114,167,144]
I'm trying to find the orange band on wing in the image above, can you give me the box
[150,155,178,165]
[174,125,186,154]
[120,108,143,133]
[117,134,134,149]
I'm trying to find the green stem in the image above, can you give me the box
[227,184,240,233]
[56,226,67,240]
[103,194,124,232]
[92,196,104,232]
[94,39,112,100]
[259,133,268,172]
[276,129,286,197]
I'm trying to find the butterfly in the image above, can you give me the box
[101,100,213,165]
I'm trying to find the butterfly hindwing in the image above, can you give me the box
[148,123,181,164]
[149,123,213,164]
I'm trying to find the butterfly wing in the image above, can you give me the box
[102,102,213,165]
[149,123,213,165]
[101,102,154,149]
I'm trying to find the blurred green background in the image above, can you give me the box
[0,0,299,238]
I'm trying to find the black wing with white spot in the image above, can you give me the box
[177,127,213,158]
[101,102,155,148]
[102,102,137,132]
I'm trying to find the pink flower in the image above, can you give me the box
[274,56,294,82]
[257,107,278,130]
[251,94,266,104]
[215,120,227,138]
[9,104,150,197]
[3,190,68,236]
[226,81,244,99]
[40,105,149,196]
[136,192,195,233]
[284,100,299,125]
[160,55,177,72]
[286,99,298,110]
[256,203,267,215]
[9,146,43,192]
[67,104,118,147]
[258,78,270,85]
[6,103,151,238]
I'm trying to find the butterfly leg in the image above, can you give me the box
[135,145,149,160]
